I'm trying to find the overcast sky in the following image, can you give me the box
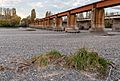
[0,0,120,18]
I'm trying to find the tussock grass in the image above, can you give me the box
[31,50,62,67]
[64,48,110,78]
[31,48,111,79]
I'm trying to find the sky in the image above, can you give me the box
[0,0,120,18]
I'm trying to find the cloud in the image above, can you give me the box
[0,0,22,6]
[0,0,119,18]
[0,0,22,7]
[29,2,44,9]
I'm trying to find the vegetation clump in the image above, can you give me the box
[31,50,62,67]
[65,48,110,78]
[31,48,111,79]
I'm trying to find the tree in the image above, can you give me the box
[0,7,21,27]
[10,15,21,26]
[45,11,49,17]
[31,9,36,22]
[45,11,52,17]
[21,15,31,27]
[3,8,7,17]
[11,8,16,16]
[0,7,2,15]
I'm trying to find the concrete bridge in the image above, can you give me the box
[30,0,120,32]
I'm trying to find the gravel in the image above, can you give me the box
[0,28,119,81]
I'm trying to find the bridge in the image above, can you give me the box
[30,0,120,32]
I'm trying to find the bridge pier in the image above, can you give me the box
[47,19,52,30]
[90,8,105,32]
[66,14,79,32]
[42,21,45,29]
[54,17,63,31]
[40,21,43,28]
[47,19,50,27]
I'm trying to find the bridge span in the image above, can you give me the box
[30,0,120,32]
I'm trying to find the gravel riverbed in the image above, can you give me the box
[0,28,119,81]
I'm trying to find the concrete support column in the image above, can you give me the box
[48,19,51,27]
[90,8,105,32]
[39,21,42,27]
[55,17,62,30]
[46,20,49,27]
[45,20,47,28]
[66,13,79,32]
[41,21,44,28]
[37,21,39,25]
[67,14,76,29]
[43,20,46,28]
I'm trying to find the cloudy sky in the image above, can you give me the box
[0,0,120,18]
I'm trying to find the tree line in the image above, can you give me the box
[0,7,21,27]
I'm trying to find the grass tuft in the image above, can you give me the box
[64,48,110,78]
[31,48,110,79]
[31,50,62,67]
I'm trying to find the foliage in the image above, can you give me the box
[0,15,21,27]
[21,16,31,27]
[31,48,110,78]
[0,7,21,27]
[31,50,62,67]
[45,11,52,17]
[10,15,21,27]
[105,20,112,28]
[31,9,36,22]
[65,48,110,78]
